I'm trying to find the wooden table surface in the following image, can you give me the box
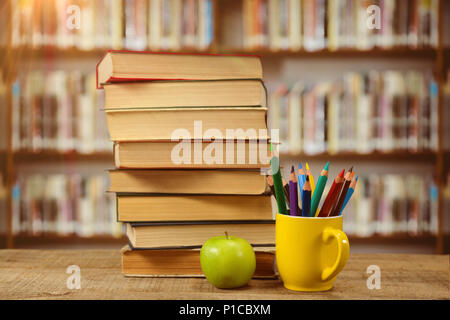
[0,250,448,300]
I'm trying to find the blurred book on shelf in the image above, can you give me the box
[0,74,7,152]
[10,0,213,51]
[242,0,439,51]
[0,174,6,237]
[268,70,438,154]
[444,174,450,235]
[342,174,438,237]
[12,173,122,238]
[0,3,8,48]
[11,70,112,154]
[444,70,450,151]
[444,1,450,47]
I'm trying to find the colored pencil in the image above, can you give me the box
[282,177,290,207]
[318,169,345,217]
[339,176,358,216]
[297,162,306,205]
[289,166,299,216]
[311,162,329,216]
[330,167,354,216]
[266,175,276,200]
[270,155,287,215]
[305,162,315,195]
[302,175,312,217]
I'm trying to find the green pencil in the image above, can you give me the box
[271,155,288,215]
[311,161,329,217]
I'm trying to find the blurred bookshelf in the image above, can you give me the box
[0,0,449,253]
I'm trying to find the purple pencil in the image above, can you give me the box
[289,166,299,216]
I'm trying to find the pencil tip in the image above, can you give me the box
[324,161,329,171]
[306,175,310,181]
[355,176,359,181]
[298,162,303,169]
[349,166,353,172]
[305,162,310,169]
[291,165,295,173]
[338,169,345,177]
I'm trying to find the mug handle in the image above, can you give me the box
[321,227,350,282]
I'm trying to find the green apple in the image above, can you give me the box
[200,232,256,289]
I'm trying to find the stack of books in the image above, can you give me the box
[97,51,276,278]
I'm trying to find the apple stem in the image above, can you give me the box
[225,231,229,240]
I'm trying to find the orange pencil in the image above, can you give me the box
[266,175,276,200]
[318,169,345,217]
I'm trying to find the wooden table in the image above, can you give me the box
[0,250,448,299]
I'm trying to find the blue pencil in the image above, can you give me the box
[289,166,299,216]
[302,175,311,217]
[339,176,358,216]
[297,162,306,206]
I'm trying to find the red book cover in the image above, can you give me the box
[95,50,261,89]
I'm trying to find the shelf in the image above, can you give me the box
[11,234,435,243]
[12,234,127,245]
[279,151,437,162]
[9,47,215,60]
[222,47,438,59]
[5,46,439,60]
[0,235,7,249]
[348,234,436,242]
[13,151,113,162]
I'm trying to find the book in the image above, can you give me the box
[117,194,273,222]
[109,169,268,194]
[105,107,268,141]
[96,51,263,88]
[0,76,6,152]
[113,140,271,169]
[0,173,6,235]
[125,221,275,248]
[121,245,276,278]
[124,0,148,50]
[104,80,267,109]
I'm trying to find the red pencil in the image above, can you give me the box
[330,168,354,217]
[318,169,345,217]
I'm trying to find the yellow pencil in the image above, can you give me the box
[305,162,315,195]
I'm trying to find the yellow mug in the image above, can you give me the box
[275,213,350,292]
